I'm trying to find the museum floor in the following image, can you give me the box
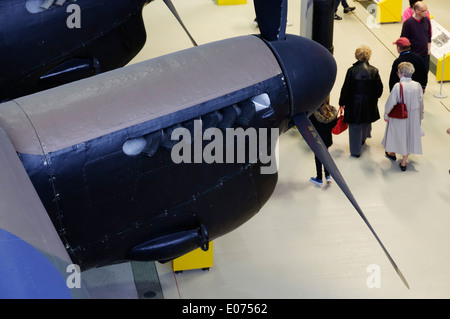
[81,0,450,298]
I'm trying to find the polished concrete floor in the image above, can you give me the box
[82,0,450,298]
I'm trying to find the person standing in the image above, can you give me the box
[309,99,337,186]
[338,45,383,158]
[334,0,355,20]
[382,62,424,171]
[400,1,432,72]
[389,37,428,92]
[402,0,431,23]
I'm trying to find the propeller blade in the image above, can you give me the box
[163,0,198,47]
[292,112,410,289]
[254,0,287,41]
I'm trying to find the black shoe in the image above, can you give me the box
[399,163,407,171]
[334,14,342,20]
[344,6,356,13]
[385,152,396,161]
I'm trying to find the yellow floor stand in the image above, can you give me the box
[435,53,450,82]
[375,0,401,23]
[215,0,246,5]
[172,242,214,273]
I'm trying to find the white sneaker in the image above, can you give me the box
[326,176,332,184]
[310,177,323,186]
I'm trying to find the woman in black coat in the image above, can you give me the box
[339,45,383,157]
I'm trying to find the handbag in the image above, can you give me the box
[332,106,348,135]
[388,83,408,119]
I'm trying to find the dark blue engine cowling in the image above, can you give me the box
[18,75,290,270]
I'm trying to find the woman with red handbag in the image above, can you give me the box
[338,45,383,158]
[382,62,424,171]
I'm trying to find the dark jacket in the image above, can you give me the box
[389,50,428,91]
[339,61,383,124]
[401,16,432,56]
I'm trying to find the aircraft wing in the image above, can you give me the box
[0,126,87,298]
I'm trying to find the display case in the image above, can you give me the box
[431,19,450,82]
[374,0,402,23]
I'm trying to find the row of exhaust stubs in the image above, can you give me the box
[122,94,271,157]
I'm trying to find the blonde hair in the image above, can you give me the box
[398,62,415,77]
[355,45,372,62]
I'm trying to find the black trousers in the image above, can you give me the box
[421,54,430,74]
[314,154,330,180]
[349,123,371,156]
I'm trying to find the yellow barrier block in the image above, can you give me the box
[216,0,246,5]
[436,53,450,82]
[376,0,401,23]
[172,242,214,272]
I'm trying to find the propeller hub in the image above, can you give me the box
[261,34,337,118]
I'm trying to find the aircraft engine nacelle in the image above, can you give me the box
[0,34,336,269]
